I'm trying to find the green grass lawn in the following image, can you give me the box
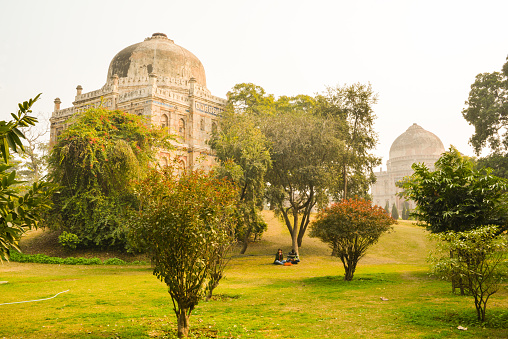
[1,212,507,338]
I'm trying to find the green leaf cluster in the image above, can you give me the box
[0,94,56,261]
[47,107,172,250]
[429,225,507,321]
[215,83,380,253]
[399,146,508,233]
[462,56,508,155]
[8,251,146,265]
[129,165,237,337]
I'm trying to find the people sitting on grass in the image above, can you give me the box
[287,249,300,264]
[274,248,285,265]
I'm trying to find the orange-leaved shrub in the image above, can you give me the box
[310,198,395,280]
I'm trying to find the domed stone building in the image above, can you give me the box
[371,123,445,213]
[50,33,225,169]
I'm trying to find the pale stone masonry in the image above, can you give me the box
[50,33,225,170]
[372,123,445,213]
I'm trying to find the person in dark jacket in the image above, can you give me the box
[274,248,285,265]
[287,249,300,264]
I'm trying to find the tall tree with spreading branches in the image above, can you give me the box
[210,106,271,254]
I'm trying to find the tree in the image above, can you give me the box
[429,226,506,322]
[47,107,171,250]
[462,56,508,155]
[310,198,395,281]
[222,83,380,254]
[264,110,344,253]
[129,166,237,338]
[315,83,381,199]
[399,146,508,233]
[391,203,399,220]
[475,152,508,179]
[15,111,50,184]
[210,104,271,254]
[401,201,410,220]
[384,201,390,215]
[0,94,56,261]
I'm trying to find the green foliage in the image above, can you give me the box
[399,146,508,233]
[0,94,40,164]
[0,94,56,261]
[58,231,80,250]
[428,226,507,321]
[401,201,410,220]
[264,110,344,252]
[476,152,508,179]
[221,83,380,254]
[462,56,508,155]
[9,251,102,265]
[47,107,171,250]
[8,251,141,265]
[310,198,395,281]
[391,203,399,220]
[315,83,381,199]
[384,201,390,215]
[129,166,237,337]
[103,257,127,265]
[210,106,271,254]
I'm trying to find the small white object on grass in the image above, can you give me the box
[457,326,467,331]
[380,297,389,301]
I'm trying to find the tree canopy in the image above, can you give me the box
[47,107,171,249]
[398,146,508,233]
[310,198,394,281]
[209,107,271,253]
[129,166,237,338]
[216,83,380,254]
[462,56,508,155]
[0,94,56,261]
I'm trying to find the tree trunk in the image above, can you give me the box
[239,226,252,254]
[292,211,299,256]
[177,309,190,338]
[240,240,248,255]
[343,164,348,199]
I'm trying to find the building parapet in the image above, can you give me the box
[52,106,76,118]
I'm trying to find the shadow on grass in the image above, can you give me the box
[303,272,400,289]
[400,304,508,330]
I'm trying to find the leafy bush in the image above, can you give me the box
[310,198,395,281]
[429,225,507,321]
[58,231,80,250]
[103,258,126,265]
[8,251,145,265]
[47,107,172,250]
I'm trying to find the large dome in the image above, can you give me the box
[389,123,445,160]
[107,33,206,87]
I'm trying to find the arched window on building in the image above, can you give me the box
[178,159,186,176]
[161,157,168,167]
[179,118,186,141]
[200,118,205,131]
[161,114,169,129]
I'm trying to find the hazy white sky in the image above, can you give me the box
[1,0,507,167]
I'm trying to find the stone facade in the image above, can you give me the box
[49,33,225,169]
[372,123,445,213]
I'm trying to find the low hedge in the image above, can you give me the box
[9,251,148,265]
